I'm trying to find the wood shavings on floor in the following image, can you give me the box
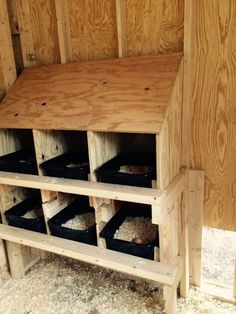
[202,227,236,287]
[0,254,235,314]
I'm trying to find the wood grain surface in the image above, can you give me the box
[127,0,184,56]
[0,54,5,101]
[54,0,73,63]
[28,0,60,65]
[0,53,182,133]
[0,0,16,98]
[115,0,127,58]
[186,0,236,230]
[159,60,183,189]
[67,0,118,61]
[16,0,37,67]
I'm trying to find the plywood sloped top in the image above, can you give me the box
[0,53,182,133]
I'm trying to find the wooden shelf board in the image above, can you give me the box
[0,53,182,133]
[0,224,179,286]
[0,171,161,205]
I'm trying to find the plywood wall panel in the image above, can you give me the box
[0,0,16,99]
[159,60,183,190]
[0,55,5,101]
[185,0,236,231]
[28,0,60,65]
[67,0,118,61]
[127,0,184,56]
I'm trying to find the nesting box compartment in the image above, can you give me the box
[48,197,97,245]
[40,152,90,180]
[0,149,38,174]
[96,153,156,188]
[4,197,46,233]
[100,203,159,260]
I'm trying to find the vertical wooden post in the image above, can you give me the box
[0,0,16,98]
[0,237,9,285]
[0,0,17,282]
[188,170,204,286]
[16,0,36,67]
[6,242,25,279]
[233,257,236,299]
[179,171,189,297]
[54,0,72,63]
[115,0,127,57]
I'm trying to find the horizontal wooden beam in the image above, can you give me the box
[0,171,161,205]
[201,281,236,304]
[0,224,179,286]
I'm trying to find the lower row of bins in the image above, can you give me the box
[4,196,159,260]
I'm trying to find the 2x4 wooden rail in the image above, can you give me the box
[0,224,181,287]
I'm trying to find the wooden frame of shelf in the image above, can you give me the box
[0,53,204,314]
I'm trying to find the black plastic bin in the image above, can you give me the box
[48,197,97,245]
[96,153,156,188]
[4,197,46,233]
[100,203,159,260]
[0,149,38,174]
[40,151,89,180]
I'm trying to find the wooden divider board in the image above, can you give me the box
[33,129,69,203]
[0,128,42,278]
[0,183,39,278]
[87,131,122,248]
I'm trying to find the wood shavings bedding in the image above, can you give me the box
[119,165,153,175]
[22,207,43,219]
[0,254,235,314]
[66,161,89,168]
[114,216,157,244]
[62,212,95,230]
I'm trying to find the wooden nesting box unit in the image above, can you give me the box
[0,52,188,313]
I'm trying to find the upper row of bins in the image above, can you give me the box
[0,130,157,188]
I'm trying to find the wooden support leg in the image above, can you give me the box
[164,285,177,314]
[159,207,179,313]
[233,257,236,299]
[188,170,204,287]
[0,239,9,284]
[179,190,189,297]
[6,242,25,279]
